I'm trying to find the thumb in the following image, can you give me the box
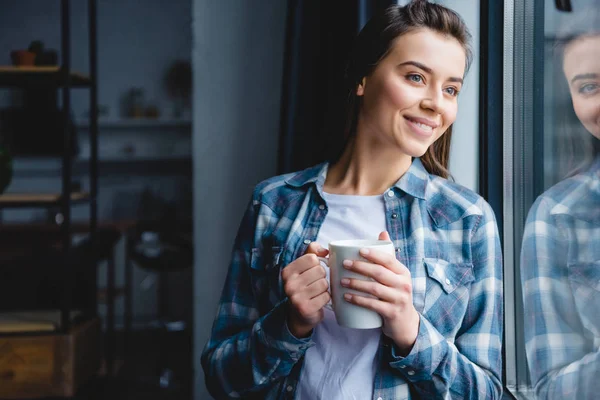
[378,231,391,241]
[305,241,329,256]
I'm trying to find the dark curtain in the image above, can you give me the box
[277,0,395,174]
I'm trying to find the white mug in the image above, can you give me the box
[320,239,395,329]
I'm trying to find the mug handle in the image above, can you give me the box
[318,257,333,310]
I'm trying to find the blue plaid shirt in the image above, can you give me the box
[521,157,600,400]
[202,158,503,399]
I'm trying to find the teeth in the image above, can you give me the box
[413,121,433,131]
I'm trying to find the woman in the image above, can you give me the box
[521,10,600,400]
[202,1,503,399]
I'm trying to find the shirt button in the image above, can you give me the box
[407,370,415,376]
[445,278,451,285]
[391,213,398,219]
[399,364,406,369]
[286,385,294,392]
[319,204,325,210]
[303,239,311,245]
[387,190,395,197]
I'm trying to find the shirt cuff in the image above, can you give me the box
[388,313,448,381]
[258,299,314,362]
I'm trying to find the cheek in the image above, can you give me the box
[386,81,419,109]
[442,103,458,128]
[572,98,592,124]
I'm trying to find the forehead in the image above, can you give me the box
[385,28,467,78]
[563,36,600,78]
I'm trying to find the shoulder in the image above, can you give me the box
[426,175,495,228]
[528,172,598,223]
[250,163,325,215]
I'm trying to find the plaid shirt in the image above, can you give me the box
[521,157,600,399]
[202,158,503,399]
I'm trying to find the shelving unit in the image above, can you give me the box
[0,0,99,333]
[75,118,191,129]
[0,1,103,397]
[0,66,91,87]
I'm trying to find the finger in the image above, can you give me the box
[343,293,392,318]
[305,242,329,257]
[310,291,331,309]
[378,231,391,241]
[298,264,327,287]
[342,278,408,303]
[283,253,321,278]
[343,259,401,286]
[358,247,407,275]
[306,278,329,299]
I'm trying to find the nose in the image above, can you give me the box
[420,87,444,114]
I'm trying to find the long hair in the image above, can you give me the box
[331,0,473,178]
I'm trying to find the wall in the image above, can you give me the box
[191,0,287,398]
[439,0,481,191]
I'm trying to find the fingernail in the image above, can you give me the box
[343,259,353,268]
[344,293,352,301]
[341,278,350,286]
[359,248,370,255]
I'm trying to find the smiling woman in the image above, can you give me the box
[201,1,503,399]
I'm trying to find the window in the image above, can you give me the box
[502,0,599,398]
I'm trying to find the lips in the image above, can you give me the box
[404,116,438,137]
[404,116,438,130]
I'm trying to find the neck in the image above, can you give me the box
[324,130,412,196]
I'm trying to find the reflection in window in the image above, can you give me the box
[520,5,600,400]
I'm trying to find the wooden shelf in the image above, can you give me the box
[0,66,91,88]
[0,191,90,208]
[76,118,192,129]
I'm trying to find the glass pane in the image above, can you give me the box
[517,1,600,398]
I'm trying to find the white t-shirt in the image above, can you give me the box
[296,192,386,400]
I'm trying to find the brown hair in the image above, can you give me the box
[334,0,472,178]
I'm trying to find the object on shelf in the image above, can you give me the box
[145,104,160,119]
[10,50,35,67]
[122,87,145,118]
[27,40,58,66]
[164,60,191,118]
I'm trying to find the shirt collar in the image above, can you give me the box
[285,158,429,199]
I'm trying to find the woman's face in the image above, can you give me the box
[563,35,600,140]
[356,28,466,157]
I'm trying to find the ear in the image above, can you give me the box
[356,77,366,96]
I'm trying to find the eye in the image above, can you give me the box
[406,74,423,84]
[444,87,460,96]
[579,82,599,95]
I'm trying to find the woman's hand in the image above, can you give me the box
[341,232,419,356]
[282,242,330,338]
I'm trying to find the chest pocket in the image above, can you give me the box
[423,258,475,337]
[249,246,285,312]
[568,261,600,337]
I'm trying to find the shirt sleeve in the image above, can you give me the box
[388,199,504,399]
[200,196,313,399]
[520,197,600,399]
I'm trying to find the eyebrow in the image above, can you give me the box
[398,60,464,84]
[571,73,598,84]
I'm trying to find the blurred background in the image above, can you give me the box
[0,0,597,399]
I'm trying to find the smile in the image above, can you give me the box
[404,116,438,136]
